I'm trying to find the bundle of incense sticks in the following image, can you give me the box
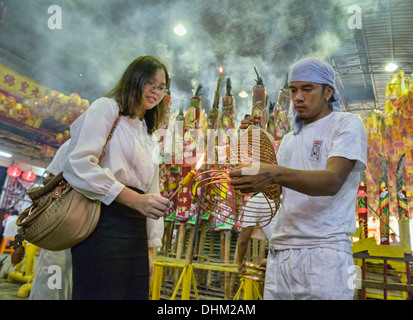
[169,152,205,200]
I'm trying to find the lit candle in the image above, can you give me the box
[211,66,224,128]
[217,66,223,91]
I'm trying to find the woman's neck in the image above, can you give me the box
[137,109,145,121]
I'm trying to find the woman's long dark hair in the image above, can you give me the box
[106,56,169,134]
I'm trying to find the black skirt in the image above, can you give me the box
[71,189,148,300]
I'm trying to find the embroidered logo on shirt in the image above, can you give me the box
[310,140,323,161]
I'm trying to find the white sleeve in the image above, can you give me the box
[146,162,164,248]
[46,140,70,175]
[241,193,268,228]
[330,114,367,172]
[63,98,125,205]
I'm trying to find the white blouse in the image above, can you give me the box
[61,97,164,247]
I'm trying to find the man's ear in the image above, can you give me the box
[325,86,334,101]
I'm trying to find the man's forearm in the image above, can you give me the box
[271,166,342,196]
[272,157,356,196]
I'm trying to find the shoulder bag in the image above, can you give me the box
[13,115,121,256]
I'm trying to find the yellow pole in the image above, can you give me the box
[171,266,186,300]
[151,265,163,300]
[181,265,192,300]
[243,278,254,300]
[253,280,263,300]
[233,279,245,300]
[191,265,199,300]
[170,264,199,300]
[6,242,37,282]
[23,243,37,275]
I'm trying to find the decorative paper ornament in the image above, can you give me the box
[63,130,70,140]
[22,170,36,182]
[379,154,390,245]
[357,171,368,240]
[7,166,21,178]
[4,96,16,111]
[38,94,50,107]
[56,133,64,144]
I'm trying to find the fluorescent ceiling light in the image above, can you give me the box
[238,91,248,98]
[174,24,187,36]
[0,151,12,158]
[385,63,398,72]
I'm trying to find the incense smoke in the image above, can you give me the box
[0,0,382,125]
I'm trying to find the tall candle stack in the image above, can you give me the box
[209,67,223,131]
[176,86,203,223]
[396,154,412,253]
[379,154,390,245]
[251,67,267,128]
[221,78,235,130]
[357,171,368,240]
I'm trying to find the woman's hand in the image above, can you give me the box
[115,187,170,219]
[133,193,170,219]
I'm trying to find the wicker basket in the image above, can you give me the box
[191,126,281,229]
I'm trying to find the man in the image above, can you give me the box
[229,58,367,300]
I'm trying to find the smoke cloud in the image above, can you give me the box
[0,0,376,124]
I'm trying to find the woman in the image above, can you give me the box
[63,56,170,300]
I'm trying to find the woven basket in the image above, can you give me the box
[191,126,281,229]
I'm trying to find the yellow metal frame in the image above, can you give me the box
[171,264,199,300]
[233,276,264,300]
[353,253,413,300]
[151,257,264,300]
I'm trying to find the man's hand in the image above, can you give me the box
[228,162,276,194]
[230,157,357,197]
[237,259,247,274]
[240,114,261,130]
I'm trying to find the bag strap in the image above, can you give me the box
[98,114,120,164]
[17,115,120,228]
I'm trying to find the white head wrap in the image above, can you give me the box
[289,58,341,134]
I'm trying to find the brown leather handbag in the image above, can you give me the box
[14,115,120,253]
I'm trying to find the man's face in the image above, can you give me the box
[289,81,334,124]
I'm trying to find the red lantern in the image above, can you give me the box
[7,166,21,178]
[22,170,36,182]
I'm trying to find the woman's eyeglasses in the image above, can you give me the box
[145,81,167,95]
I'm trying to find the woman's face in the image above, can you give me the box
[142,68,166,111]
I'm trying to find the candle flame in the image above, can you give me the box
[219,66,223,73]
